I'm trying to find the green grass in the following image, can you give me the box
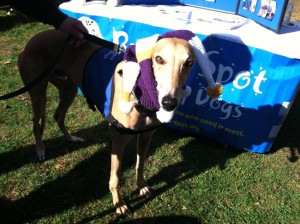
[1,8,300,224]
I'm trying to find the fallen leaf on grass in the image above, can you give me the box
[54,164,63,170]
[254,202,260,206]
[3,61,11,64]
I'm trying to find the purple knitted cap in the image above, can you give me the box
[158,29,196,42]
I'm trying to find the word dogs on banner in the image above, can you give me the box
[193,50,267,120]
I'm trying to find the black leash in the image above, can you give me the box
[0,32,121,101]
[81,32,122,53]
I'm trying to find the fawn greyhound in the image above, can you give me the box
[18,29,221,215]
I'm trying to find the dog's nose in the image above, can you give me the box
[161,96,178,111]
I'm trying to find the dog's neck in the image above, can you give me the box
[123,45,160,111]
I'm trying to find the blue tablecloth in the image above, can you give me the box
[60,1,300,153]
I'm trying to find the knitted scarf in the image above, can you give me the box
[123,43,160,111]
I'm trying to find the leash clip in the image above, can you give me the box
[116,44,125,54]
[82,32,123,54]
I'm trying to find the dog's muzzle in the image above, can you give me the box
[161,95,178,111]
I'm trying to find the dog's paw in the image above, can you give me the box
[36,144,46,161]
[115,202,132,216]
[66,135,84,143]
[140,186,152,198]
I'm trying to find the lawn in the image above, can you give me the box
[0,6,299,224]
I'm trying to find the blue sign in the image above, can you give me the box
[169,36,300,153]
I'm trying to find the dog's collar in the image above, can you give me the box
[106,113,160,135]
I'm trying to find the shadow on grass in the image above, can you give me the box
[0,11,34,32]
[0,123,110,175]
[0,121,241,223]
[1,146,111,223]
[132,134,242,223]
[75,126,243,223]
[1,93,299,223]
[271,91,300,162]
[0,121,113,223]
[110,215,200,224]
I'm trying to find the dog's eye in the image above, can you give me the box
[155,56,164,65]
[184,59,194,68]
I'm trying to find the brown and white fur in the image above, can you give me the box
[18,29,195,215]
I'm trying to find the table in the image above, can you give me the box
[60,0,300,153]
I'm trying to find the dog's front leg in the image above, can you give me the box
[109,127,132,216]
[136,130,156,197]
